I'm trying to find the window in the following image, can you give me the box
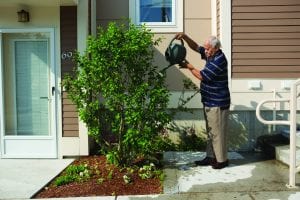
[129,0,183,33]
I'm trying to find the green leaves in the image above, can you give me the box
[62,20,172,167]
[54,164,90,186]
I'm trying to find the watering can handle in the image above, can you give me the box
[168,37,184,47]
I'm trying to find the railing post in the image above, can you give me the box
[256,79,300,188]
[287,80,298,188]
[256,99,290,126]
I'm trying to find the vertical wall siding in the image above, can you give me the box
[60,6,79,137]
[232,0,300,78]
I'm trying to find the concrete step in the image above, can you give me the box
[256,134,289,159]
[257,128,300,165]
[275,145,300,166]
[280,129,300,147]
[275,129,300,166]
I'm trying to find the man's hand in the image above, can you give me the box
[175,33,185,40]
[174,33,200,52]
[179,59,189,68]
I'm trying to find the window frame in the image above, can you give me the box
[129,0,183,33]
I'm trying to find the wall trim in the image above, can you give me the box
[219,0,232,89]
[211,0,217,36]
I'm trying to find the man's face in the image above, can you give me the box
[203,40,217,58]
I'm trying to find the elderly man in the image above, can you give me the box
[175,33,231,169]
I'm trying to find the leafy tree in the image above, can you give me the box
[63,21,173,166]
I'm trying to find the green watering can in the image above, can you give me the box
[162,38,187,72]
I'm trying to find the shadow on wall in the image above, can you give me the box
[228,107,290,152]
[228,113,250,151]
[168,109,269,152]
[152,35,204,91]
[166,109,206,151]
[167,109,270,152]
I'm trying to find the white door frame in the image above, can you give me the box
[0,28,57,158]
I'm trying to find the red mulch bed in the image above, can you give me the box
[33,155,162,198]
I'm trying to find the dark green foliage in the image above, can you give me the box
[63,21,172,167]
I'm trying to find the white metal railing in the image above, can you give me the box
[256,79,300,188]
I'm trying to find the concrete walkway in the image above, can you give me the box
[0,159,73,199]
[1,152,300,200]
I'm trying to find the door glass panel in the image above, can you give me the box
[3,33,50,136]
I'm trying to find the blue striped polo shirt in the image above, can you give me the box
[198,46,230,108]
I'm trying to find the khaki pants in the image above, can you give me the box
[204,107,229,162]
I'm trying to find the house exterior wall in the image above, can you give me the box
[216,0,300,112]
[0,7,59,27]
[225,0,300,112]
[0,5,63,158]
[95,0,249,149]
[3,0,297,157]
[95,0,210,95]
[231,0,300,78]
[0,1,90,158]
[60,0,90,157]
[95,0,300,151]
[60,6,79,138]
[218,0,300,150]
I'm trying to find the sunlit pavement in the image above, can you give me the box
[163,151,300,200]
[2,152,300,200]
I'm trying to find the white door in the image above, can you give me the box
[0,30,57,158]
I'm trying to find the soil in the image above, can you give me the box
[33,155,163,198]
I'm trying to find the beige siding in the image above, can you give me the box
[60,6,79,137]
[96,0,211,90]
[96,0,129,28]
[232,0,300,78]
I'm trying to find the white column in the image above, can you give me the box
[219,0,232,89]
[211,0,217,36]
[77,0,89,156]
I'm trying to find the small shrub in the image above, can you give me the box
[176,127,206,151]
[54,164,90,186]
[63,20,172,167]
[138,163,163,180]
[54,175,75,186]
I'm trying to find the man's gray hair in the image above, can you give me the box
[208,36,221,49]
